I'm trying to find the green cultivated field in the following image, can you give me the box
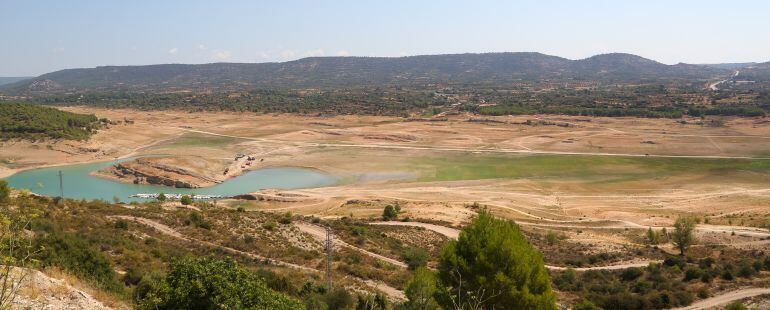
[151,132,242,149]
[411,154,770,183]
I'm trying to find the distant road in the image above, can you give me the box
[708,70,740,91]
[675,287,770,310]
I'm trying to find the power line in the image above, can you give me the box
[58,170,64,200]
[324,226,333,290]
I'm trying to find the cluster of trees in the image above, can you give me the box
[0,103,100,140]
[28,89,440,116]
[553,254,770,309]
[13,82,770,119]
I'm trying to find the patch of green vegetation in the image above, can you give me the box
[134,257,302,309]
[151,132,241,149]
[411,154,770,182]
[0,103,99,140]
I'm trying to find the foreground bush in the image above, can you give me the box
[436,210,556,309]
[134,257,301,309]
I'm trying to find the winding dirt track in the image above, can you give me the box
[371,221,662,271]
[294,222,408,268]
[112,216,315,271]
[674,287,770,310]
[112,216,406,300]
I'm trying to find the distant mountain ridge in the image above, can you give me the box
[0,77,31,86]
[1,52,730,94]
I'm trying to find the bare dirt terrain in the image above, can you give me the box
[5,107,770,237]
[4,107,770,306]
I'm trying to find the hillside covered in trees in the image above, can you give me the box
[0,103,99,140]
[0,53,727,94]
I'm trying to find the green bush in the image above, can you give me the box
[402,247,428,270]
[133,257,301,309]
[725,301,748,310]
[683,267,704,282]
[263,221,277,231]
[436,210,556,309]
[114,219,128,229]
[402,267,440,310]
[278,212,293,224]
[187,212,211,229]
[382,205,398,221]
[36,233,123,293]
[0,180,9,204]
[179,195,192,205]
[322,288,354,310]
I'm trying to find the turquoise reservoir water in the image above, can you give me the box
[2,158,337,202]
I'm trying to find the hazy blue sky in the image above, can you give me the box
[1,0,769,76]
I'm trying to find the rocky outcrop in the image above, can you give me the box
[101,158,220,188]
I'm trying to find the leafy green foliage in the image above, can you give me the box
[321,287,355,310]
[402,267,440,310]
[133,257,301,309]
[436,210,556,309]
[382,205,399,221]
[35,233,123,293]
[0,180,9,204]
[725,301,748,310]
[672,217,698,256]
[186,212,211,229]
[0,103,98,140]
[179,195,192,205]
[402,247,428,270]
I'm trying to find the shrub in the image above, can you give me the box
[133,257,301,309]
[545,231,559,245]
[244,235,255,244]
[725,301,748,310]
[436,210,556,309]
[179,195,192,205]
[672,216,698,256]
[263,221,277,231]
[187,212,211,229]
[403,267,439,309]
[737,261,756,278]
[322,288,354,310]
[573,299,601,310]
[36,233,122,292]
[620,267,643,281]
[114,219,129,229]
[683,267,704,282]
[0,180,10,204]
[402,247,429,270]
[278,212,293,224]
[382,205,398,221]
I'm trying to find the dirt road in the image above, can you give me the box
[369,221,661,271]
[112,215,315,272]
[675,287,770,309]
[294,222,408,268]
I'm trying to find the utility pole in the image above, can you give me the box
[324,226,333,290]
[58,170,64,199]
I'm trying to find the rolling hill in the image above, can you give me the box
[0,76,31,86]
[0,53,728,94]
